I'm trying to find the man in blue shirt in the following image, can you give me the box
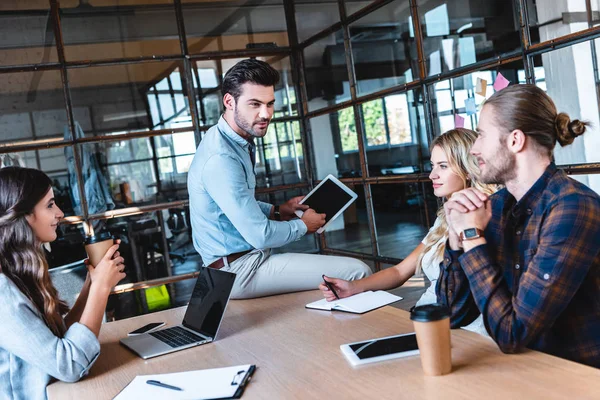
[188,59,371,299]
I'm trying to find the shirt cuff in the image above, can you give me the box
[291,219,308,239]
[257,201,273,217]
[458,243,489,276]
[443,242,463,271]
[64,322,101,378]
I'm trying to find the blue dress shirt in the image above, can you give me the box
[187,117,307,266]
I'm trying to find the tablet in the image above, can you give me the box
[294,174,358,234]
[340,333,420,366]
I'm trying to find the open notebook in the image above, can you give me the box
[305,291,402,314]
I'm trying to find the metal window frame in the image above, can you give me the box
[1,0,600,290]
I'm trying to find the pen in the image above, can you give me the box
[322,274,340,299]
[146,379,183,391]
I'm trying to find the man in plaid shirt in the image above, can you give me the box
[437,84,600,368]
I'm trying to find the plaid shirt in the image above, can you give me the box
[436,163,600,368]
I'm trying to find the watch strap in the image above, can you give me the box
[274,205,281,221]
[459,227,484,241]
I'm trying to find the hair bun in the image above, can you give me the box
[555,112,588,146]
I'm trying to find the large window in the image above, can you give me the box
[2,0,599,319]
[338,95,414,152]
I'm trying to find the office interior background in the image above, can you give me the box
[2,0,600,320]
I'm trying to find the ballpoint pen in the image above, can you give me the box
[322,274,340,300]
[146,379,183,391]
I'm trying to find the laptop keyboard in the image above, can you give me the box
[149,326,207,348]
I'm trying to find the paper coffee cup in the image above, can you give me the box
[410,303,452,376]
[84,232,114,268]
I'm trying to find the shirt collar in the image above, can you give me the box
[507,162,558,218]
[217,116,254,150]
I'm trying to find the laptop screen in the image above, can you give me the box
[182,267,236,339]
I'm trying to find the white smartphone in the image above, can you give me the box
[340,332,419,366]
[127,322,166,336]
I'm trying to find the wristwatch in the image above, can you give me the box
[274,205,281,221]
[459,227,484,242]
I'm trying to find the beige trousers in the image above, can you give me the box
[221,249,372,299]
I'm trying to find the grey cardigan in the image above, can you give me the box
[0,274,100,400]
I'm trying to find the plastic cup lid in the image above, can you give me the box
[84,232,113,245]
[410,303,451,322]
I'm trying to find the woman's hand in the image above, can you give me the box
[87,240,126,293]
[319,276,358,301]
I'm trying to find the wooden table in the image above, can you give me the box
[48,291,600,399]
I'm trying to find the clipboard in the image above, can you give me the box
[113,364,257,400]
[219,365,256,400]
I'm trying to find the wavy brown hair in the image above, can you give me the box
[0,167,69,337]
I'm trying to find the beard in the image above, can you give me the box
[233,107,269,138]
[479,144,517,185]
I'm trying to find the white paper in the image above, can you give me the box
[114,364,252,400]
[306,291,402,314]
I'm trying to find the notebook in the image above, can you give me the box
[305,291,402,314]
[114,364,256,400]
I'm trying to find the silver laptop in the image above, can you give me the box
[120,267,236,359]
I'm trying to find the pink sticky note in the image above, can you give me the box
[455,114,465,128]
[493,72,510,91]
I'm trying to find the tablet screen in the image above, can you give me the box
[303,179,354,222]
[348,333,419,360]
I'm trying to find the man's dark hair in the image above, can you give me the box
[222,59,280,102]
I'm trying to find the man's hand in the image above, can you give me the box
[278,196,309,221]
[301,208,326,234]
[444,188,492,241]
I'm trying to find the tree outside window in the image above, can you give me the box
[386,94,412,145]
[339,95,414,153]
[363,99,386,146]
[338,107,358,152]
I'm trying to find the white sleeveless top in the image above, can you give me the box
[415,217,488,337]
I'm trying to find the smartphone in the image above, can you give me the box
[340,332,419,366]
[127,322,166,336]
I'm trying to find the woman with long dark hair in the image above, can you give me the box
[0,166,126,400]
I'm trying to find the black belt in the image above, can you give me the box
[207,250,252,269]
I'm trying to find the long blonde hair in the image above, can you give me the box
[416,128,497,275]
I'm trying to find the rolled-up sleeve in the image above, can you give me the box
[257,201,273,218]
[0,282,100,383]
[202,154,307,249]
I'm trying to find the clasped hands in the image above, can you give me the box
[444,188,492,250]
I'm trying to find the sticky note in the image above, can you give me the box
[476,78,487,96]
[465,98,477,115]
[493,72,510,91]
[455,114,465,128]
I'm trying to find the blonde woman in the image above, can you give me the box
[320,128,497,335]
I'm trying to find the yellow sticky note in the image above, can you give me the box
[476,78,487,97]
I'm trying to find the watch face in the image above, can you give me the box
[463,228,478,238]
